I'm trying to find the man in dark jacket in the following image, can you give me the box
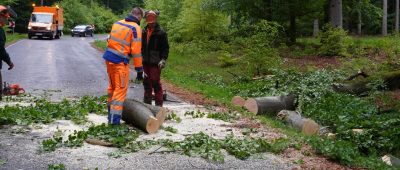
[142,10,169,106]
[0,6,16,101]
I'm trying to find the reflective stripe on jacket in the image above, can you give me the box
[103,19,143,71]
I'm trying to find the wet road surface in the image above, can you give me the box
[3,35,144,100]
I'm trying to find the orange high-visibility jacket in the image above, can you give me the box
[105,19,143,71]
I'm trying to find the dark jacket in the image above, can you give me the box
[142,23,169,65]
[0,27,11,70]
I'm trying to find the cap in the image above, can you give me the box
[146,10,157,24]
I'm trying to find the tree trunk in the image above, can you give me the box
[396,0,399,33]
[125,99,167,126]
[313,19,319,37]
[330,0,343,28]
[333,70,400,95]
[232,96,246,107]
[383,0,388,36]
[277,110,320,135]
[244,95,296,115]
[122,100,161,134]
[266,0,273,20]
[289,2,297,44]
[357,6,362,36]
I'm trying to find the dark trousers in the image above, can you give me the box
[143,65,163,106]
[0,71,2,101]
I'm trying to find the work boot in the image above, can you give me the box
[155,101,163,107]
[143,96,152,105]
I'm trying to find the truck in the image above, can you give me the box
[28,6,63,40]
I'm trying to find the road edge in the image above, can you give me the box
[5,39,25,49]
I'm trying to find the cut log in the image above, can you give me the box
[327,133,337,139]
[244,95,296,115]
[277,110,320,135]
[302,119,320,135]
[382,155,400,167]
[333,70,400,95]
[122,100,160,134]
[125,99,167,126]
[352,129,364,134]
[231,96,246,107]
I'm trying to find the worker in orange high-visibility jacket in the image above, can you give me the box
[103,7,144,125]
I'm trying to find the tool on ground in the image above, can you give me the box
[2,82,25,95]
[152,90,180,103]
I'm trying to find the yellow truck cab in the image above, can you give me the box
[28,6,64,40]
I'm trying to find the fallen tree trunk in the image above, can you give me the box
[333,70,400,95]
[382,155,400,168]
[125,99,167,126]
[244,95,296,115]
[122,100,160,134]
[277,110,320,135]
[231,96,246,107]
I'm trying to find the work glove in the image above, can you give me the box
[136,71,144,81]
[7,62,14,70]
[158,59,166,69]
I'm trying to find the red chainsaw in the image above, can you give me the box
[2,82,25,96]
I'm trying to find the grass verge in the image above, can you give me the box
[6,33,25,45]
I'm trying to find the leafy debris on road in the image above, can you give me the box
[41,124,139,152]
[41,133,63,152]
[207,111,238,122]
[163,126,178,133]
[0,159,6,166]
[166,112,182,123]
[41,126,292,163]
[0,96,107,125]
[184,110,206,118]
[48,163,65,170]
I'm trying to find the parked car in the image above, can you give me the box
[71,25,93,37]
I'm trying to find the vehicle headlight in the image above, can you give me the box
[28,26,32,29]
[46,26,51,30]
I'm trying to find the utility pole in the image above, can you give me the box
[41,0,43,6]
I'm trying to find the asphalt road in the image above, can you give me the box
[2,35,144,100]
[0,36,292,170]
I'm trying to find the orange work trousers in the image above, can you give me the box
[106,61,129,125]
